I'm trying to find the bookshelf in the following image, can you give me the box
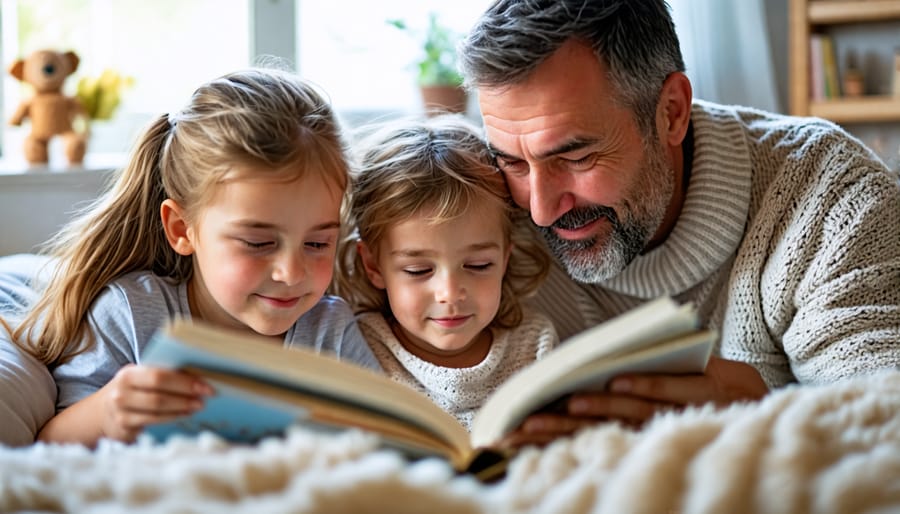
[788,0,900,122]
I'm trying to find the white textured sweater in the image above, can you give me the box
[530,100,900,388]
[356,310,558,431]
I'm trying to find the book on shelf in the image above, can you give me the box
[821,34,841,99]
[140,296,716,480]
[809,33,826,101]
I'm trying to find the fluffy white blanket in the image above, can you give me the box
[2,371,899,514]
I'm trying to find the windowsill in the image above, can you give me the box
[0,153,125,183]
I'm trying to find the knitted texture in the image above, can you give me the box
[530,100,900,388]
[356,310,558,430]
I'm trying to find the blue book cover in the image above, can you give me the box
[144,380,311,443]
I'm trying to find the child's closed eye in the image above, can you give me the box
[305,241,332,251]
[403,267,432,277]
[241,240,274,250]
[465,262,494,271]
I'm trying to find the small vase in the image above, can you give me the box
[419,85,468,117]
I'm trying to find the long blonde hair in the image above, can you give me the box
[11,68,349,366]
[335,114,550,329]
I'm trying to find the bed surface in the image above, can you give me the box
[2,369,898,514]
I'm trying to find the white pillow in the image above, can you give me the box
[0,254,56,447]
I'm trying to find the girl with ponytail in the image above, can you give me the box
[9,68,379,446]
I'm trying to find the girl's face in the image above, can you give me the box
[165,171,343,338]
[360,202,511,366]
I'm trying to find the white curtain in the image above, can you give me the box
[669,0,781,112]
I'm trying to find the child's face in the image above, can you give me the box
[361,202,511,361]
[175,171,342,338]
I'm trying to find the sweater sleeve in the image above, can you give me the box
[777,145,900,384]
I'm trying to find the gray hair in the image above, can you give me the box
[458,0,685,135]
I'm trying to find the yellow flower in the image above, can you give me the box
[76,69,135,121]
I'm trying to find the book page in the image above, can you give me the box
[469,297,710,448]
[469,330,714,448]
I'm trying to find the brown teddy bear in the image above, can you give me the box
[8,50,87,166]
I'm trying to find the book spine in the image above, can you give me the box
[809,34,826,101]
[821,35,840,99]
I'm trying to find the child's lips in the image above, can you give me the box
[257,294,301,308]
[430,315,472,328]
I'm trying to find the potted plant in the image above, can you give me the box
[388,12,467,116]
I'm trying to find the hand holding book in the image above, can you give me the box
[500,355,769,449]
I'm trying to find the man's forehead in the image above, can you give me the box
[481,110,600,160]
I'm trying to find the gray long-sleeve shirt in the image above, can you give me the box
[52,271,380,410]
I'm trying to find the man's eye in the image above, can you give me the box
[496,156,528,176]
[564,154,595,171]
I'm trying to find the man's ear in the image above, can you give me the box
[160,199,195,256]
[358,241,386,289]
[658,71,693,147]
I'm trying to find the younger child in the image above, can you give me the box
[335,114,558,430]
[9,68,379,446]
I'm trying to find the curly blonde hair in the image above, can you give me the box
[335,114,549,329]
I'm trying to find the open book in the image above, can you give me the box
[141,296,715,479]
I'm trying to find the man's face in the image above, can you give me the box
[478,40,674,283]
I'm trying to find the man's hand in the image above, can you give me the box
[498,357,768,449]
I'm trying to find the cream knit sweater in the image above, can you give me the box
[356,310,558,431]
[530,100,900,388]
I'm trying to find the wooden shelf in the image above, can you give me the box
[789,0,900,122]
[808,0,900,24]
[809,96,900,122]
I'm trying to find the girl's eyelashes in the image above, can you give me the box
[240,239,274,249]
[400,262,495,276]
[305,241,332,250]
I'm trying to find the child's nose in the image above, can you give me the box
[272,251,307,285]
[435,273,466,303]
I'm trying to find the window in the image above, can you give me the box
[297,1,489,121]
[1,0,255,160]
[0,0,489,166]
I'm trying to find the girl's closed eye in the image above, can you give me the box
[240,239,274,250]
[403,266,432,277]
[465,261,494,272]
[305,241,332,251]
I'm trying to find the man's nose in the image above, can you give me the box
[529,167,575,227]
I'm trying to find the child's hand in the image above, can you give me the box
[98,364,214,442]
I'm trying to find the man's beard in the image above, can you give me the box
[539,138,674,283]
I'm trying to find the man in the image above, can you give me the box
[459,0,900,444]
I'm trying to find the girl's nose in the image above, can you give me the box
[272,250,306,285]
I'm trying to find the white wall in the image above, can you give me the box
[0,167,113,256]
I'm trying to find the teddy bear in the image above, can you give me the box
[8,50,87,166]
